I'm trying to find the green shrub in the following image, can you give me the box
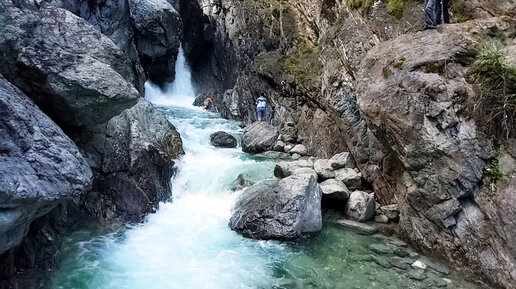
[387,0,406,20]
[485,157,503,181]
[472,40,516,138]
[450,1,473,23]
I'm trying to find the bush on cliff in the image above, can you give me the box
[471,40,516,138]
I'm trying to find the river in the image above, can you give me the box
[47,49,481,289]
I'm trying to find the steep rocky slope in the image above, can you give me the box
[186,0,516,288]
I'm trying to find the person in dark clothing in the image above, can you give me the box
[269,105,276,125]
[423,0,440,30]
[435,0,450,25]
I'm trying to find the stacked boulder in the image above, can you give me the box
[274,152,400,224]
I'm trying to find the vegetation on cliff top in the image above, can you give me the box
[345,0,408,19]
[471,40,516,139]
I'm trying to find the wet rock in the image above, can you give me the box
[408,269,427,281]
[389,257,409,270]
[336,219,378,235]
[0,75,92,255]
[242,122,279,154]
[128,0,182,85]
[230,174,254,191]
[0,2,140,126]
[210,131,237,148]
[374,214,390,224]
[229,174,322,240]
[313,159,336,180]
[328,152,356,169]
[371,256,392,268]
[368,243,393,255]
[334,168,362,190]
[345,191,375,222]
[255,151,290,159]
[319,179,350,201]
[290,144,308,156]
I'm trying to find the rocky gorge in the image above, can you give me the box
[0,0,515,288]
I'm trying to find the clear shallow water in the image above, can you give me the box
[47,50,481,289]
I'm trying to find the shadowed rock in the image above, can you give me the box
[210,131,237,148]
[0,75,92,255]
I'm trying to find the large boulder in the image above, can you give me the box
[241,122,279,153]
[210,131,237,148]
[0,75,92,255]
[334,168,362,190]
[0,1,140,126]
[229,174,322,240]
[328,152,356,169]
[345,191,376,222]
[319,179,350,201]
[313,159,335,180]
[74,100,184,222]
[128,0,182,85]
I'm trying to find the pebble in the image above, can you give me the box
[412,260,428,270]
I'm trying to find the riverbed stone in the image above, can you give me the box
[229,174,322,240]
[313,159,335,180]
[389,257,409,270]
[336,219,378,235]
[412,260,428,270]
[291,153,301,160]
[319,179,350,201]
[345,191,376,221]
[408,269,427,281]
[369,243,393,255]
[210,131,237,148]
[371,256,392,268]
[274,140,285,152]
[334,168,362,190]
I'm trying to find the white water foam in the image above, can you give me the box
[144,46,197,107]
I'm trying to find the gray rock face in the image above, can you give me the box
[0,1,140,126]
[75,100,184,222]
[0,75,92,255]
[210,131,237,148]
[319,179,350,201]
[229,174,322,240]
[128,0,182,85]
[345,191,375,222]
[241,122,279,154]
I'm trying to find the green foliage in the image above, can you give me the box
[471,40,516,138]
[283,40,321,85]
[450,1,473,23]
[345,0,375,9]
[387,0,406,20]
[485,157,503,181]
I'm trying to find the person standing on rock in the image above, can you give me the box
[256,95,267,122]
[436,0,450,25]
[423,0,440,30]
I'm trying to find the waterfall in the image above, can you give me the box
[144,46,196,107]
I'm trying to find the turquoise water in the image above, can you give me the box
[47,105,481,289]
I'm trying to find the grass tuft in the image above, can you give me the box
[471,40,516,138]
[387,0,406,20]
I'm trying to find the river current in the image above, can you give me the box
[47,49,481,289]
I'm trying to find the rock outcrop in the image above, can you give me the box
[128,0,182,85]
[73,100,184,222]
[210,131,237,148]
[241,122,279,154]
[229,174,322,240]
[0,75,91,256]
[0,0,140,126]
